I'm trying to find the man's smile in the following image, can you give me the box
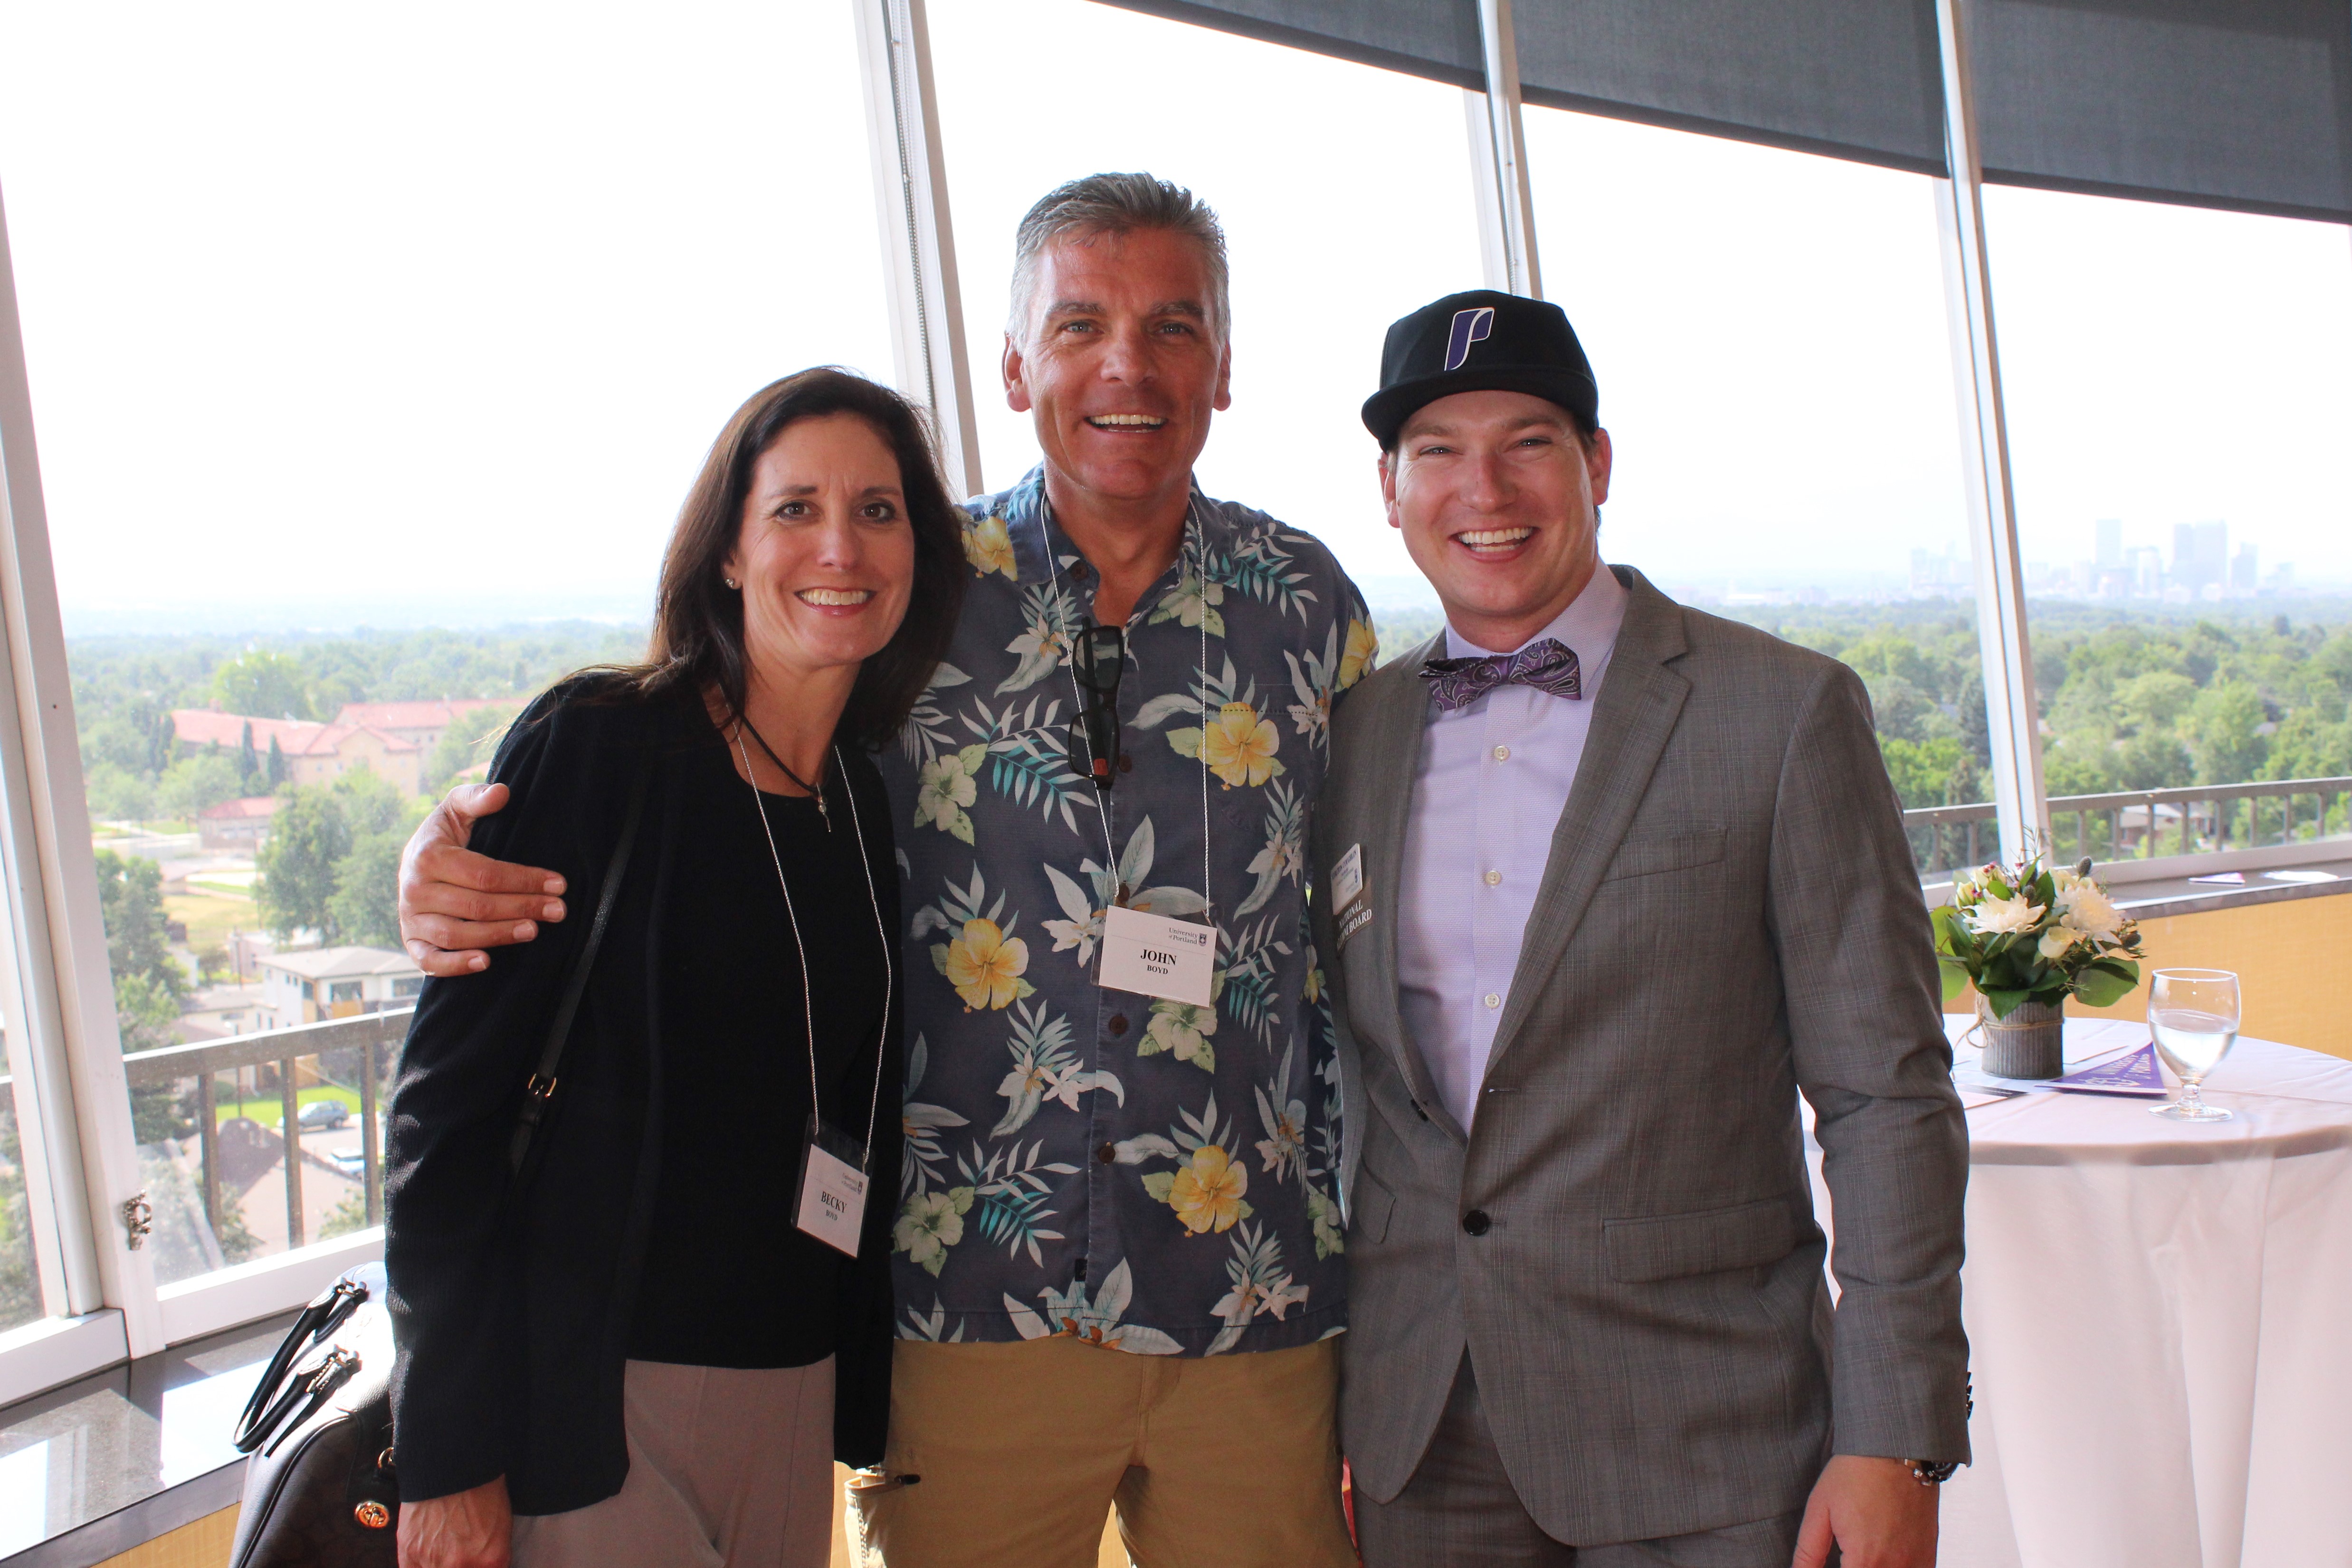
[1084,413,1169,429]
[1453,525,1536,557]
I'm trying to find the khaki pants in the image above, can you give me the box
[847,1336,1356,1568]
[511,1359,836,1568]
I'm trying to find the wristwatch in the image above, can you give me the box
[1908,1378,1975,1485]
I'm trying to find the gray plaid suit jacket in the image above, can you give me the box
[1310,568,1970,1545]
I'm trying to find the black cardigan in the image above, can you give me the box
[384,680,901,1511]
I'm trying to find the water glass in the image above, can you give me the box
[2147,968,2240,1122]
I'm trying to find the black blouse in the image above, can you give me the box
[628,725,892,1367]
[385,680,901,1511]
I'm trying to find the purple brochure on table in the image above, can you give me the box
[2053,1041,2170,1097]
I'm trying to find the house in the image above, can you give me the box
[258,946,426,1030]
[171,708,427,794]
[197,796,278,850]
[331,699,508,755]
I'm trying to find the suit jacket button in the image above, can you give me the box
[1462,1209,1491,1236]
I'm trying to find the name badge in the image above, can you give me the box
[1332,844,1365,912]
[1098,904,1219,1007]
[1332,843,1371,951]
[795,1118,869,1257]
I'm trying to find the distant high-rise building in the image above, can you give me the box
[2171,520,2228,592]
[2232,543,2258,592]
[2095,518,2123,570]
[2125,545,2163,596]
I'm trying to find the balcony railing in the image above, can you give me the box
[1903,776,2352,878]
[122,1008,413,1265]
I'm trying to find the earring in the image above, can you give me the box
[724,577,739,590]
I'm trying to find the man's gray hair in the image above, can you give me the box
[1007,172,1230,343]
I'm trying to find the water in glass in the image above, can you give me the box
[2148,969,2240,1122]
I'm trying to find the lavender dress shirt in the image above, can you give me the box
[1395,563,1630,1129]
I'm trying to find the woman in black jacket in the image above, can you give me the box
[387,368,963,1568]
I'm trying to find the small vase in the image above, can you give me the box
[1978,995,2065,1079]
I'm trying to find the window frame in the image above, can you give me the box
[0,0,2155,1406]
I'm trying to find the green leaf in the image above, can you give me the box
[930,944,950,976]
[948,808,975,845]
[2071,959,2141,1009]
[956,743,989,773]
[1936,955,1970,1003]
[1165,727,1205,760]
[1140,1171,1175,1203]
[1982,987,2033,1020]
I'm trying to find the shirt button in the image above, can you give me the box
[1493,745,1510,761]
[1097,1143,1118,1165]
[1484,992,1502,1009]
[1484,869,1502,886]
[1462,1209,1492,1236]
[1107,1014,1129,1036]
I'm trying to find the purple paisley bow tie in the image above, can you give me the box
[1420,637,1583,713]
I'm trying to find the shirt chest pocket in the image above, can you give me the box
[1599,827,1726,882]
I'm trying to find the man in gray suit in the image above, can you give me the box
[1314,291,1969,1567]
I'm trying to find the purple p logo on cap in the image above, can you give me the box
[1443,306,1495,371]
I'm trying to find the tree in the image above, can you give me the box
[237,722,261,796]
[93,849,181,1000]
[2183,679,2267,786]
[330,801,429,948]
[85,763,156,823]
[210,650,312,721]
[155,752,241,821]
[266,733,287,788]
[257,785,352,941]
[425,704,517,794]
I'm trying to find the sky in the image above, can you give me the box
[0,0,2345,635]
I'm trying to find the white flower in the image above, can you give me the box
[2056,877,2127,945]
[1965,890,2044,935]
[2037,922,2089,961]
[914,748,981,843]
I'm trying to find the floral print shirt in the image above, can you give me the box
[878,466,1375,1356]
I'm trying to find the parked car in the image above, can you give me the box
[277,1100,350,1132]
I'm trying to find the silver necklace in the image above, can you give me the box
[733,729,891,1169]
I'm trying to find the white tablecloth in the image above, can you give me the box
[1810,1018,2352,1568]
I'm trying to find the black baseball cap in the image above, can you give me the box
[1361,289,1599,447]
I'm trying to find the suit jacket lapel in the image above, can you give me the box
[1350,632,1456,1131]
[1484,570,1691,1077]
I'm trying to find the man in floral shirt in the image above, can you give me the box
[393,173,1371,1566]
[858,174,1371,1566]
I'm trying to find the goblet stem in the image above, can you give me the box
[2179,1077,2205,1113]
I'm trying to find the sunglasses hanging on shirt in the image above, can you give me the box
[1068,623,1126,792]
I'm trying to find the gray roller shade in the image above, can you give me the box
[1094,0,1485,89]
[1508,0,1951,175]
[1091,0,2352,223]
[1971,0,2352,223]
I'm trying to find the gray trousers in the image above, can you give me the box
[1354,1358,1804,1568]
[511,1358,835,1568]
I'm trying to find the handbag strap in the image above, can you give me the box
[508,755,651,1175]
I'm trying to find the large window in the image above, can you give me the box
[1522,106,1989,873]
[925,0,1482,604]
[0,0,890,1323]
[1986,186,2352,862]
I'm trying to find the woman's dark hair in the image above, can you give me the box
[604,367,964,750]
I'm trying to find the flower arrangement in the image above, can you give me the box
[1933,854,2146,1018]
